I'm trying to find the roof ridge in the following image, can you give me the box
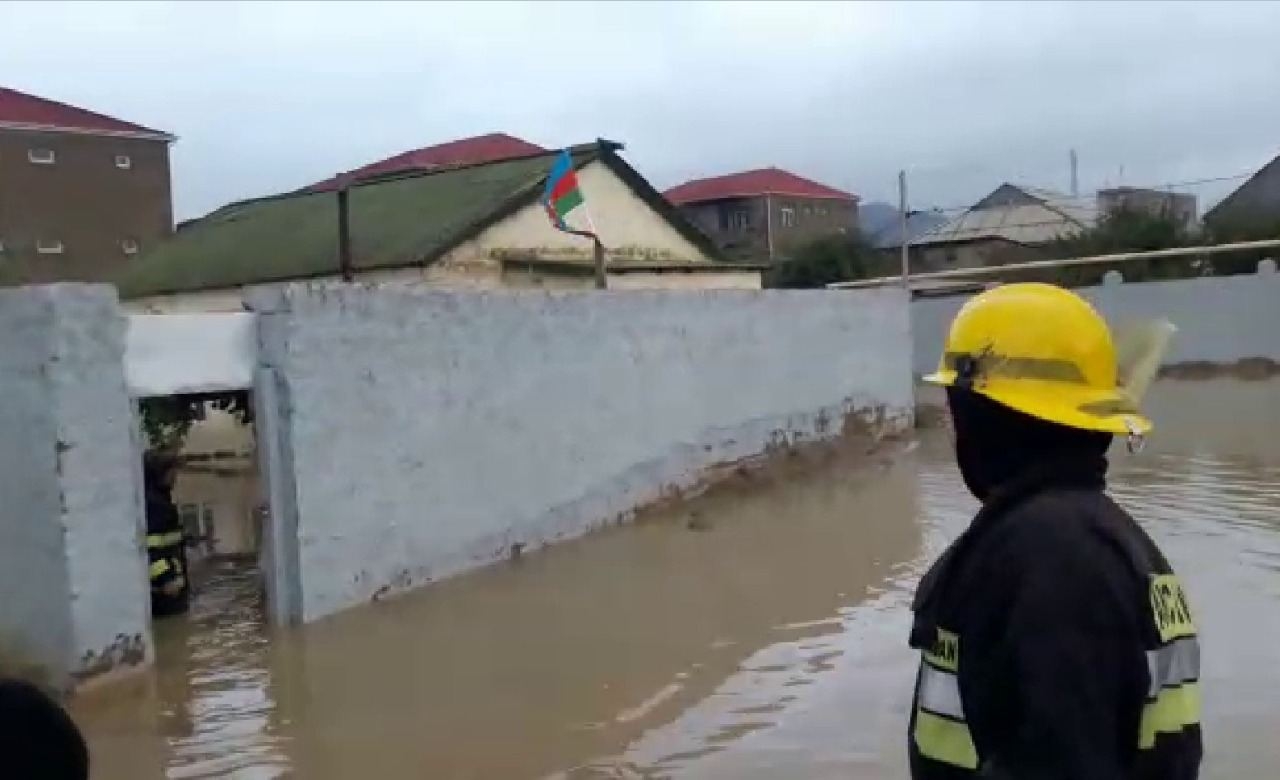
[200,141,615,221]
[119,139,724,298]
[301,132,554,193]
[664,166,856,204]
[0,84,167,136]
[351,140,614,188]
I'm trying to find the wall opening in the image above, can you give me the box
[136,390,271,656]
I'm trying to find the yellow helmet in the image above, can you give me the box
[924,282,1152,435]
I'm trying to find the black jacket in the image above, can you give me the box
[907,459,1203,780]
[145,485,189,617]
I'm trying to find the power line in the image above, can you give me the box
[907,171,1252,216]
[898,214,1231,243]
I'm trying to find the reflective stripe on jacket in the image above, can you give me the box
[908,462,1203,780]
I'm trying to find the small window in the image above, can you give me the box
[36,239,64,255]
[114,154,132,170]
[730,210,750,231]
[121,238,139,255]
[780,207,796,228]
[28,148,56,165]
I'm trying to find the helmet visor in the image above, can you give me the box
[1113,318,1177,405]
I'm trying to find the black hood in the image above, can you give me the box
[946,387,1112,502]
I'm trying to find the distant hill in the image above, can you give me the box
[858,202,948,249]
[858,202,900,237]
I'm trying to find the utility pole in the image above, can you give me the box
[338,187,353,282]
[765,194,776,265]
[898,170,909,288]
[1070,149,1079,199]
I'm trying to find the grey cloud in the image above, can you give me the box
[1,1,1276,219]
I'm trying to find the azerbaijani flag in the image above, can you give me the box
[541,150,595,237]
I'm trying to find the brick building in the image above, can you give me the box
[1097,187,1197,229]
[664,168,858,263]
[0,86,175,285]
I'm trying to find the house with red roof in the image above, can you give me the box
[0,86,175,286]
[123,140,763,311]
[664,167,858,263]
[300,132,546,193]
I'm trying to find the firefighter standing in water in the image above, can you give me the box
[144,452,190,617]
[909,283,1202,779]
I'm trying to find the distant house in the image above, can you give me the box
[121,140,758,312]
[0,86,175,286]
[301,132,546,193]
[1204,153,1280,237]
[910,184,1095,272]
[664,168,858,263]
[861,205,948,250]
[1097,187,1197,229]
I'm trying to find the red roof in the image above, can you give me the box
[0,85,171,139]
[304,133,546,192]
[664,167,856,206]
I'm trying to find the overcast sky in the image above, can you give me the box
[3,1,1278,220]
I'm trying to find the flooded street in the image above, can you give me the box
[74,379,1280,779]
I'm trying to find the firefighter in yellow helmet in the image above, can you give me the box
[908,283,1202,780]
[144,451,189,617]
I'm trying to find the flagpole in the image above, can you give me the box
[583,201,605,289]
[592,238,606,290]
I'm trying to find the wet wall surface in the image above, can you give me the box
[74,379,1280,778]
[910,269,1280,377]
[252,285,912,622]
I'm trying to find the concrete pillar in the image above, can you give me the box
[0,285,149,691]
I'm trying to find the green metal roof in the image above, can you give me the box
[118,146,614,299]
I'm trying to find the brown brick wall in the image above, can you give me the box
[677,196,771,262]
[677,195,856,263]
[0,129,173,284]
[767,196,857,258]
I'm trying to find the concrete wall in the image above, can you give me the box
[0,285,148,689]
[499,266,764,292]
[252,284,913,623]
[607,269,762,290]
[125,313,256,395]
[910,264,1280,377]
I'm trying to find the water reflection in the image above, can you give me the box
[73,379,1280,779]
[76,442,922,779]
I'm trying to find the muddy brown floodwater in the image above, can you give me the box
[74,379,1280,779]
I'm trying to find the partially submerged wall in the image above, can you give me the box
[911,263,1280,377]
[253,285,913,623]
[0,286,148,690]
